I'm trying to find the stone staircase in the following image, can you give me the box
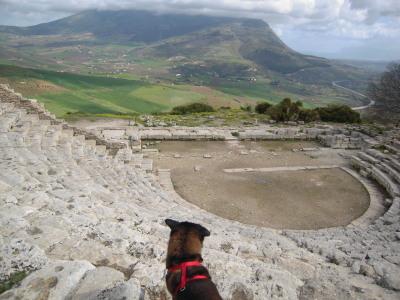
[284,139,400,297]
[0,84,399,300]
[351,148,400,199]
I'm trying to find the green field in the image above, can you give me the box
[0,64,244,117]
[0,64,359,119]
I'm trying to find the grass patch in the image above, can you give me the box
[150,108,270,127]
[0,64,209,117]
[0,271,28,294]
[0,63,354,121]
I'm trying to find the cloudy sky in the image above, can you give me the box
[0,0,399,61]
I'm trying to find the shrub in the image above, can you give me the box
[255,102,272,114]
[171,103,215,115]
[0,271,28,294]
[240,104,252,112]
[266,98,302,122]
[299,109,320,122]
[368,63,400,114]
[316,105,360,123]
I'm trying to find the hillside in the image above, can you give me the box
[0,10,373,113]
[0,10,236,43]
[0,10,367,77]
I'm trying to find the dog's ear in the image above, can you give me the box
[165,219,179,230]
[198,225,211,237]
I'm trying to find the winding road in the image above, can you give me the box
[332,80,375,111]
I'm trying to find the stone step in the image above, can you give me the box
[83,139,97,158]
[366,149,387,161]
[378,162,400,184]
[350,155,370,171]
[61,128,74,139]
[387,156,400,173]
[140,159,153,172]
[41,125,63,148]
[384,144,400,155]
[352,154,400,198]
[390,140,400,151]
[0,102,15,114]
[115,148,133,162]
[131,153,144,167]
[95,145,107,156]
[0,111,24,132]
[25,120,51,141]
[369,165,400,198]
[357,151,380,165]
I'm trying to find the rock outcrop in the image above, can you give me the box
[0,84,399,299]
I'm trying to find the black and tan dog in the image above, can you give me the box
[165,219,222,300]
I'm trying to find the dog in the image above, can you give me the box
[165,219,222,300]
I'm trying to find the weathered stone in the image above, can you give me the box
[68,266,125,300]
[10,260,95,300]
[0,239,48,282]
[92,278,142,300]
[380,265,400,291]
[359,263,376,277]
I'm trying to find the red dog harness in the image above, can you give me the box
[168,261,209,295]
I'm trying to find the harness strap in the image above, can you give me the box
[168,261,209,295]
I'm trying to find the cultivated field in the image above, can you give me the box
[0,63,365,119]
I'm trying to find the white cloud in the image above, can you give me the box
[0,1,399,37]
[0,0,399,59]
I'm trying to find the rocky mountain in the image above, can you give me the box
[0,10,237,43]
[0,10,368,82]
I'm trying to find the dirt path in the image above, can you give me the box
[332,80,375,110]
[151,141,370,229]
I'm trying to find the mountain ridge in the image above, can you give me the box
[0,10,356,76]
[0,9,372,104]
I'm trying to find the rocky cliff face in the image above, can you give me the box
[0,84,399,299]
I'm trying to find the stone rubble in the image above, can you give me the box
[0,84,399,299]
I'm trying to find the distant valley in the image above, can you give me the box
[0,9,378,117]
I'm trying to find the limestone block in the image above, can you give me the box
[102,129,126,140]
[0,239,48,282]
[68,266,125,300]
[6,260,94,300]
[84,278,142,300]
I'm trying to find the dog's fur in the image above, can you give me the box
[165,219,222,300]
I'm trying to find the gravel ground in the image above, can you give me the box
[151,140,369,229]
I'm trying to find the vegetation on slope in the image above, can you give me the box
[368,63,400,119]
[0,64,263,117]
[171,103,215,115]
[255,98,360,123]
[0,271,28,294]
[0,10,235,43]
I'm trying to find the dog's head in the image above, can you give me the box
[165,219,210,265]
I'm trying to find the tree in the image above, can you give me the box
[171,103,215,114]
[267,98,303,122]
[255,102,272,114]
[368,63,400,114]
[316,105,360,123]
[299,109,320,122]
